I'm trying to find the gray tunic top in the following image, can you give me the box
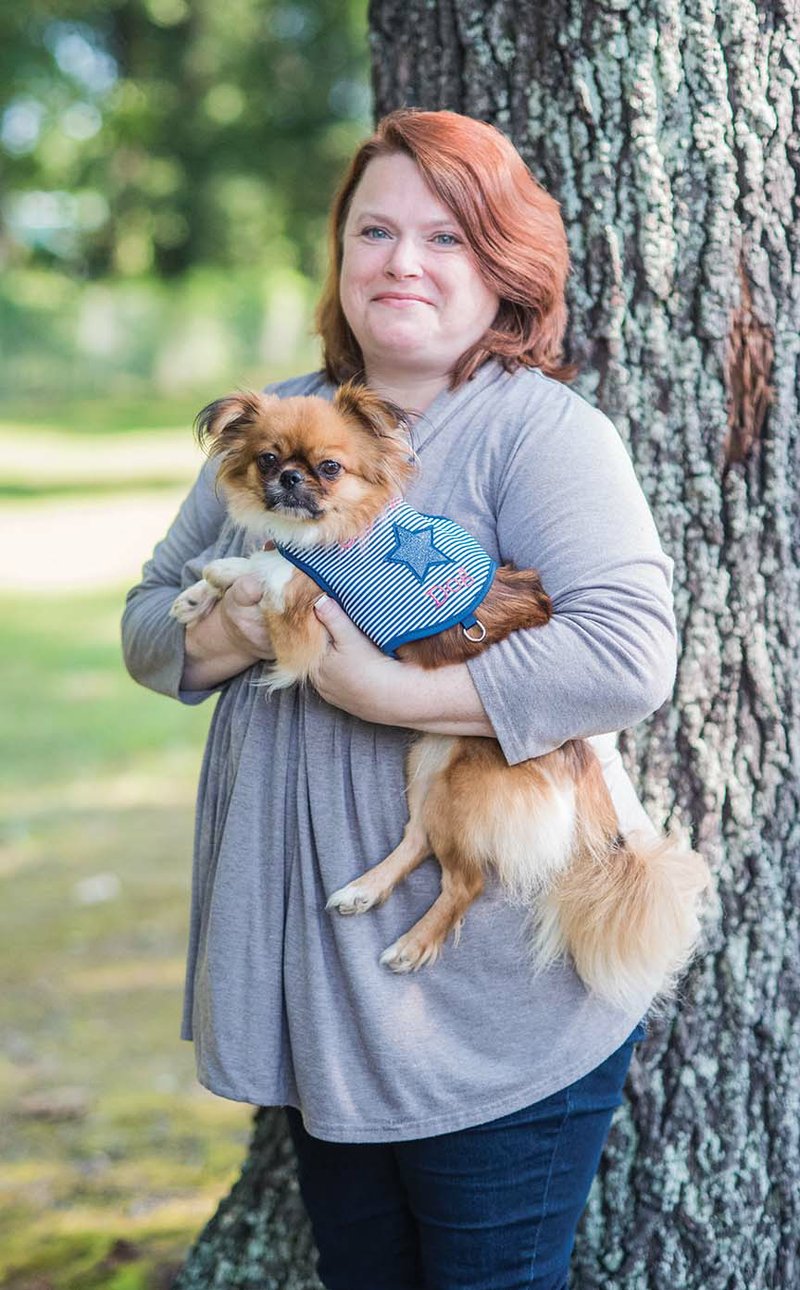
[121,360,677,1143]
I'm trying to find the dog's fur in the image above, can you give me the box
[172,381,712,1009]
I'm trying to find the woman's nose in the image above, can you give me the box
[383,236,422,278]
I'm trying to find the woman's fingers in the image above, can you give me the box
[312,593,359,645]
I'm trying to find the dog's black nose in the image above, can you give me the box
[280,469,303,489]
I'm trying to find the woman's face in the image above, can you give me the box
[339,152,500,383]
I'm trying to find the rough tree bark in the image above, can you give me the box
[176,3,800,1287]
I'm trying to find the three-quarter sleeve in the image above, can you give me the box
[121,457,227,704]
[467,395,678,765]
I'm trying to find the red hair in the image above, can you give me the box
[316,109,573,389]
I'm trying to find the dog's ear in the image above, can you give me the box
[333,380,413,440]
[195,391,277,454]
[334,379,417,494]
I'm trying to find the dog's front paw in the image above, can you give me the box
[170,579,220,624]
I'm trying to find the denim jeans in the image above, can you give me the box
[285,1020,647,1290]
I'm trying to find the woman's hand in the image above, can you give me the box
[311,594,402,723]
[215,574,276,659]
[181,574,274,691]
[312,595,495,736]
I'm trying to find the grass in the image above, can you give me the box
[0,593,210,797]
[0,583,255,1289]
[0,355,320,440]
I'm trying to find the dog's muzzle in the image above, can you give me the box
[265,477,321,519]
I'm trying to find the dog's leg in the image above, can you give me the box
[244,549,297,610]
[326,825,430,915]
[377,739,572,972]
[327,736,455,915]
[379,738,486,971]
[379,848,485,972]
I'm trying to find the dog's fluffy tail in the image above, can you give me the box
[532,828,714,1013]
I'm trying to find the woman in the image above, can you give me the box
[122,110,678,1289]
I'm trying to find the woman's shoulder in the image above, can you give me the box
[502,365,618,431]
[491,365,627,460]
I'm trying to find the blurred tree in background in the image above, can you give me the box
[0,0,369,400]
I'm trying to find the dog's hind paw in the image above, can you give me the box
[379,936,439,973]
[326,883,379,915]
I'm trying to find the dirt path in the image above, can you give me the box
[1,489,192,591]
[0,430,201,592]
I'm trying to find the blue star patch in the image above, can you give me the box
[385,523,452,582]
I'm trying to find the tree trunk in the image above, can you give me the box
[177,3,800,1286]
[368,1,800,1286]
[175,1108,322,1289]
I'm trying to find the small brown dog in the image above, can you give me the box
[172,381,712,1010]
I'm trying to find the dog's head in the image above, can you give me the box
[195,381,416,546]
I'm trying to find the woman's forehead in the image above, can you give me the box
[347,154,457,225]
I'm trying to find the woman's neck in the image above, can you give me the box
[363,368,450,415]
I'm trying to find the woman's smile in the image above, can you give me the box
[372,293,435,307]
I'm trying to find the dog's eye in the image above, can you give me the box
[257,452,278,472]
[319,460,342,479]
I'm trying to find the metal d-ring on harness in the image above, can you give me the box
[462,619,487,643]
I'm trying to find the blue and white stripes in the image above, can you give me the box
[276,499,497,656]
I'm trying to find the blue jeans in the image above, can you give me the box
[285,1021,647,1290]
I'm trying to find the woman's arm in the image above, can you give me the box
[121,457,244,703]
[311,396,676,759]
[463,397,677,764]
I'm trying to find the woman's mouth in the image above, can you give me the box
[372,294,434,308]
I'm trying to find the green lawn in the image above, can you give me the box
[0,593,211,797]
[0,587,254,1289]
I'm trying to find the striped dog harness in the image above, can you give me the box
[275,499,497,657]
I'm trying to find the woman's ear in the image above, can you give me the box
[194,391,279,453]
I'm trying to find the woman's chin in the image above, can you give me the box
[362,331,443,371]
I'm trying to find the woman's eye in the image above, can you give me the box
[361,226,390,240]
[257,452,278,471]
[433,232,460,246]
[319,461,342,479]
